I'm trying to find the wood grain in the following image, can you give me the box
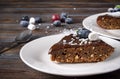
[0,0,120,79]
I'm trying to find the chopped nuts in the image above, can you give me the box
[92,47,95,50]
[68,54,71,56]
[79,48,82,50]
[57,56,60,58]
[90,54,94,57]
[66,59,72,62]
[88,41,92,44]
[63,40,66,43]
[99,54,102,56]
[80,57,84,59]
[75,55,79,60]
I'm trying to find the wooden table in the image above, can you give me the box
[0,0,120,79]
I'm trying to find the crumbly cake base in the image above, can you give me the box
[49,34,114,63]
[97,14,120,29]
[50,46,113,63]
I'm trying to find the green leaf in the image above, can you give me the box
[115,5,120,9]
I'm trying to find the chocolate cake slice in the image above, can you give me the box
[48,34,114,63]
[97,14,120,29]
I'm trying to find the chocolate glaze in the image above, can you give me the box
[49,34,109,54]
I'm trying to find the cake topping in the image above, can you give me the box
[53,20,61,26]
[60,12,67,22]
[108,8,115,12]
[63,40,66,43]
[108,5,120,13]
[88,32,99,41]
[65,17,73,24]
[75,28,100,43]
[115,5,120,9]
[77,28,91,39]
[107,5,120,17]
[106,12,120,17]
[61,34,95,46]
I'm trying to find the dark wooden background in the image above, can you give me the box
[0,0,120,79]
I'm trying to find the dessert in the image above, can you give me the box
[97,5,120,29]
[97,13,120,29]
[48,29,114,63]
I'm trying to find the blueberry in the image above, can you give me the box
[113,8,119,12]
[65,18,73,24]
[53,20,61,26]
[61,16,66,22]
[114,8,120,12]
[117,8,120,11]
[61,12,67,18]
[77,28,91,38]
[20,20,29,27]
[35,17,42,24]
[21,16,29,21]
[60,13,67,22]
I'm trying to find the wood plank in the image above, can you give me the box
[0,8,107,13]
[0,0,111,2]
[0,2,118,8]
[0,15,87,24]
[0,56,120,79]
[0,59,120,79]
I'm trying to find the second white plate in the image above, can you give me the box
[83,12,120,39]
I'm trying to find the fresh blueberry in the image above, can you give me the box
[35,17,42,24]
[61,16,66,22]
[60,13,67,22]
[20,20,29,27]
[65,18,73,24]
[53,20,61,26]
[114,8,120,12]
[61,13,67,18]
[77,28,91,38]
[117,8,120,11]
[21,16,29,21]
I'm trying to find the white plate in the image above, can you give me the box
[83,12,120,39]
[20,33,120,76]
